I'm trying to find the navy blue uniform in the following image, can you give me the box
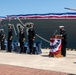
[28,28,35,54]
[60,29,67,57]
[19,30,25,53]
[8,28,13,52]
[1,33,5,50]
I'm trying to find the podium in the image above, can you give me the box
[55,35,64,39]
[49,35,64,58]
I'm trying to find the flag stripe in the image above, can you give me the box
[1,12,76,20]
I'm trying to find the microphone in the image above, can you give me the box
[53,30,57,36]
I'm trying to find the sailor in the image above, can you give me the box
[0,29,5,50]
[7,24,13,52]
[19,27,25,53]
[59,26,67,57]
[28,23,35,54]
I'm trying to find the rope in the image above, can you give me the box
[17,17,50,43]
[17,17,25,27]
[36,34,50,43]
[12,25,17,36]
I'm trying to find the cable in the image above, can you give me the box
[17,17,50,43]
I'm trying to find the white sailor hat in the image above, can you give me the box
[20,26,24,29]
[59,26,64,28]
[8,23,12,26]
[0,29,4,31]
[8,24,12,28]
[30,22,34,25]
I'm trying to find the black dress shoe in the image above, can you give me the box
[63,55,66,57]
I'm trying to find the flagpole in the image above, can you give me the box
[64,7,76,11]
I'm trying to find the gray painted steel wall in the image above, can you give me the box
[0,19,76,49]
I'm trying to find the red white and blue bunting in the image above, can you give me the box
[6,12,76,20]
[1,12,76,20]
[49,38,62,56]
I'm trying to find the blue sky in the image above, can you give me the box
[0,0,76,16]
